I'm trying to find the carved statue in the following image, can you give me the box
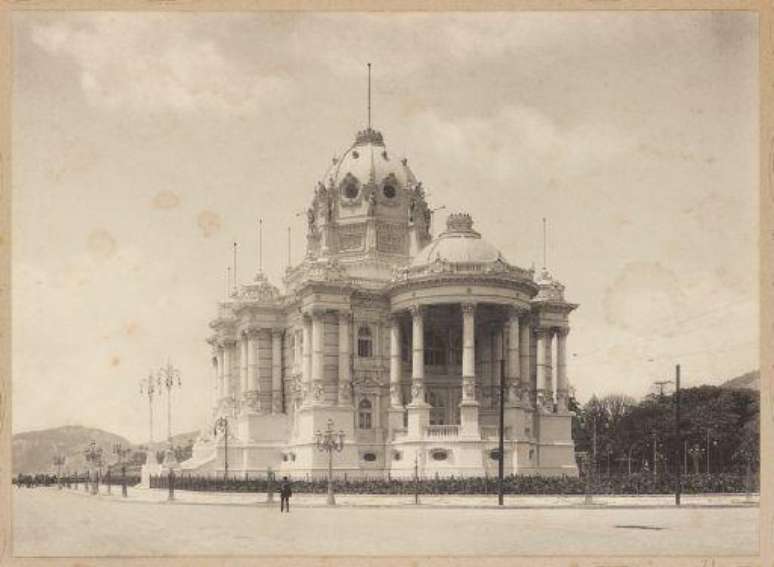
[307,207,316,231]
[367,190,377,217]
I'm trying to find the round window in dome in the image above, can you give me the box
[344,183,359,199]
[383,185,396,199]
[352,150,360,159]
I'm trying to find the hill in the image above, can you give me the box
[12,426,131,475]
[719,370,759,391]
[12,426,200,475]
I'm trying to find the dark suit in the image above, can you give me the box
[280,481,292,512]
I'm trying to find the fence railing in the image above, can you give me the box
[425,425,459,439]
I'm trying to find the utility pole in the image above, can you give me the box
[592,415,597,476]
[653,380,672,398]
[414,451,420,505]
[675,364,682,506]
[497,358,505,506]
[706,429,712,474]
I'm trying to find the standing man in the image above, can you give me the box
[280,476,292,513]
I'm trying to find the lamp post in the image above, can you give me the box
[139,372,157,443]
[315,418,345,506]
[213,416,230,482]
[414,450,420,505]
[52,454,66,490]
[157,361,182,468]
[580,451,592,505]
[113,443,131,497]
[83,441,103,495]
[688,444,703,474]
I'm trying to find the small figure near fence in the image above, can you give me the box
[280,476,292,513]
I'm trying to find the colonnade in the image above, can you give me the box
[213,328,284,414]
[387,303,571,414]
[298,308,353,406]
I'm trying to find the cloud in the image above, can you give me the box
[29,14,291,115]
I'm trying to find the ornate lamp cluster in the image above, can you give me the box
[315,419,345,506]
[83,441,103,495]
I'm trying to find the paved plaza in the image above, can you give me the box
[13,487,759,557]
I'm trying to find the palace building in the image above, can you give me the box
[180,121,579,479]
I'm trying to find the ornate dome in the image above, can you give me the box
[411,213,505,267]
[322,128,417,195]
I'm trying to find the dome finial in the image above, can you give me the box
[446,213,475,234]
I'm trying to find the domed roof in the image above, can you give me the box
[411,213,505,266]
[322,128,417,191]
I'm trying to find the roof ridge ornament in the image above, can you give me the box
[355,128,384,146]
[443,212,480,237]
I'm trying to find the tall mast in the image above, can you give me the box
[367,62,372,130]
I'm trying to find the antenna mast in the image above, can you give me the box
[542,217,547,269]
[226,266,231,298]
[287,226,292,268]
[367,62,372,130]
[258,218,263,273]
[232,242,238,293]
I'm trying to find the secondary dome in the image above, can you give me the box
[322,128,417,194]
[411,213,505,266]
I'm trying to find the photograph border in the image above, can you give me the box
[0,1,770,566]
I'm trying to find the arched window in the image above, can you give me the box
[358,398,372,429]
[357,325,373,358]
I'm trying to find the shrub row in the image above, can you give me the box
[148,472,758,495]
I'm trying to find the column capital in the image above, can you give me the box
[556,326,570,338]
[337,309,353,321]
[461,302,477,316]
[271,328,284,338]
[408,304,426,318]
[506,305,528,321]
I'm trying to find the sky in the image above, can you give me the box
[12,11,759,444]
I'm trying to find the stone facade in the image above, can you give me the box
[181,126,579,479]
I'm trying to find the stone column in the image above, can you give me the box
[460,302,480,438]
[217,346,225,399]
[536,329,554,411]
[519,318,532,407]
[535,329,546,408]
[272,330,283,413]
[556,328,569,412]
[338,311,352,406]
[409,305,426,405]
[311,309,325,405]
[302,314,312,406]
[293,329,302,375]
[407,305,430,438]
[247,330,258,395]
[461,303,476,402]
[389,315,402,408]
[507,311,521,403]
[240,334,249,399]
[223,340,235,400]
[387,313,405,434]
[544,329,555,408]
